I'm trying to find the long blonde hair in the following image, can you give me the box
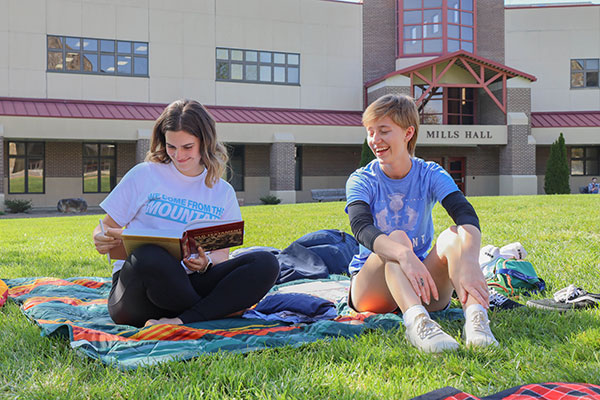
[146,99,228,187]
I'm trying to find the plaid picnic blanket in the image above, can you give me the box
[4,276,402,369]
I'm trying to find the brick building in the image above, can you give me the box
[1,1,600,209]
[363,1,600,196]
[0,0,364,209]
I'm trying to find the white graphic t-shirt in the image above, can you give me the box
[100,162,241,273]
[345,158,458,274]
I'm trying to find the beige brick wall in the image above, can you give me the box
[500,87,534,176]
[302,145,361,177]
[507,88,532,124]
[476,0,504,64]
[363,0,397,83]
[270,142,295,191]
[136,139,150,164]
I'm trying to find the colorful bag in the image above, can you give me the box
[487,257,545,297]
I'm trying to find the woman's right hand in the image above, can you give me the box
[92,215,123,255]
[93,228,123,254]
[398,257,439,306]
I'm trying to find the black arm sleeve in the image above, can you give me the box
[440,191,481,231]
[347,200,385,251]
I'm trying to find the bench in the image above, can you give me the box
[311,188,346,202]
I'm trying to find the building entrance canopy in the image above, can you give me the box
[365,50,536,116]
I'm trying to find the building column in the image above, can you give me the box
[0,131,4,211]
[498,82,537,195]
[136,129,151,164]
[269,133,296,204]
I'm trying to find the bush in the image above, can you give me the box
[5,199,33,213]
[359,138,375,168]
[544,132,570,194]
[260,195,281,205]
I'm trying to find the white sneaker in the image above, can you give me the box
[405,314,459,353]
[463,309,499,348]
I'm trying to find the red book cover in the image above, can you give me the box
[183,221,244,254]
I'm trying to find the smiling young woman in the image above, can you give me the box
[345,94,498,353]
[92,99,279,328]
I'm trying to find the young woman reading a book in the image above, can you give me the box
[345,94,498,353]
[92,99,279,328]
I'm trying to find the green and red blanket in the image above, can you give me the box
[3,276,402,369]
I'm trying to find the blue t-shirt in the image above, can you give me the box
[345,158,458,274]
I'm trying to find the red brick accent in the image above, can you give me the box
[46,142,82,177]
[363,0,397,83]
[245,145,270,177]
[117,142,137,177]
[0,138,5,192]
[476,0,505,64]
[416,146,499,176]
[302,145,361,176]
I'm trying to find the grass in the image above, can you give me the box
[1,195,599,399]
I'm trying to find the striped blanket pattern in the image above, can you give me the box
[4,276,401,369]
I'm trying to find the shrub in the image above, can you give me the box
[544,132,570,194]
[260,195,281,205]
[5,199,33,213]
[359,138,375,168]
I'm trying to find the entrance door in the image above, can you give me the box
[448,157,466,193]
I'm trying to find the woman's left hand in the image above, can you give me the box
[457,270,489,308]
[182,245,212,273]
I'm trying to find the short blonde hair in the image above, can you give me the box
[146,99,228,188]
[362,94,420,156]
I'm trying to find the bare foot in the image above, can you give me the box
[144,317,183,327]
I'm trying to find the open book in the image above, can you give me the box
[109,220,244,261]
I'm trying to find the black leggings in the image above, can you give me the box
[108,245,280,327]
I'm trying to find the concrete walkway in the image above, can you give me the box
[0,208,104,219]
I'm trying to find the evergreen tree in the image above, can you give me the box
[544,132,570,194]
[359,138,375,168]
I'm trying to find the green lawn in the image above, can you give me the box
[1,195,599,399]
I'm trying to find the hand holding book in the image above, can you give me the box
[108,219,244,261]
[181,242,213,273]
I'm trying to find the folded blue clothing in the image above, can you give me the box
[243,292,337,323]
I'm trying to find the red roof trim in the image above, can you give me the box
[505,4,600,10]
[531,111,600,128]
[0,97,363,127]
[365,50,537,88]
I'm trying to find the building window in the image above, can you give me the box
[47,36,149,76]
[83,143,117,193]
[295,145,303,191]
[570,146,599,176]
[571,59,599,88]
[415,85,443,124]
[216,48,300,85]
[226,145,245,191]
[414,85,476,124]
[8,142,45,194]
[399,0,475,57]
[446,87,475,124]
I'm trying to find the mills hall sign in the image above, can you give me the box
[417,125,507,146]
